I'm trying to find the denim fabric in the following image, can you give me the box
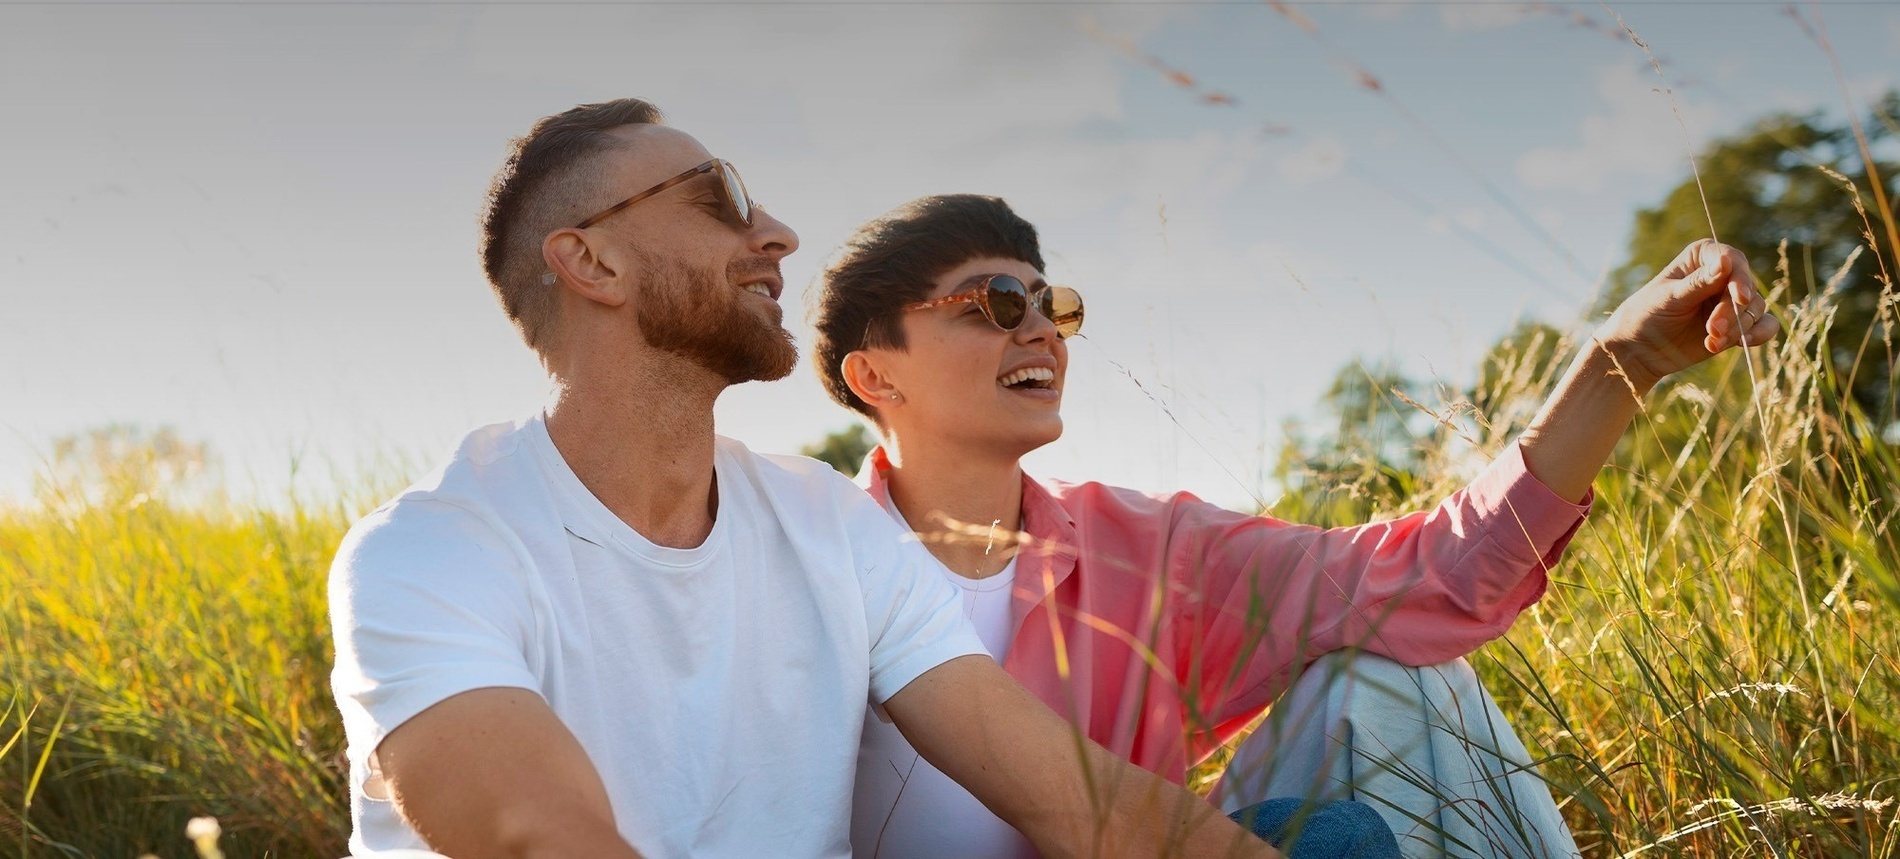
[1216,654,1580,858]
[1230,798,1402,859]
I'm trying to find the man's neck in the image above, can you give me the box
[883,439,1027,579]
[544,355,725,550]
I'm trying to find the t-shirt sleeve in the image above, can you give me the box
[328,497,543,768]
[835,484,989,704]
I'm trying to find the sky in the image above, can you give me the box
[2,0,1897,512]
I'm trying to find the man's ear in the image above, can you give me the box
[842,350,902,412]
[542,228,629,307]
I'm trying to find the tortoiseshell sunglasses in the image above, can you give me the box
[901,274,1085,339]
[574,158,754,230]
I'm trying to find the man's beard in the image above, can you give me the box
[636,253,797,384]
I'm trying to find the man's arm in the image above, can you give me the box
[887,655,1282,859]
[375,687,645,859]
[1518,239,1779,502]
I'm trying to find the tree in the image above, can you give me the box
[1271,361,1433,525]
[1609,91,1900,424]
[1470,320,1571,436]
[33,423,214,510]
[800,423,877,478]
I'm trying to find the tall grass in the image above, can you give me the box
[0,487,352,857]
[1221,240,1900,856]
[1505,256,1900,856]
[4,260,1899,855]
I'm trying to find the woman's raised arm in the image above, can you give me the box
[1518,239,1779,502]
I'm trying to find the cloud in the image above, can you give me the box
[1275,136,1347,184]
[450,5,1233,217]
[1515,62,1720,193]
[459,5,1168,139]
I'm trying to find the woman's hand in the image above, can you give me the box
[1594,239,1781,393]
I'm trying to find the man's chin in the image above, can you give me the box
[722,333,798,385]
[731,359,796,385]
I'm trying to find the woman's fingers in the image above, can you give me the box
[1664,237,1723,281]
[1701,258,1769,339]
[1649,239,1779,358]
[1743,308,1781,347]
[1667,241,1753,309]
[1706,311,1732,354]
[1704,301,1780,352]
[1728,275,1773,341]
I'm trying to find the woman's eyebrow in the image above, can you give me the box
[956,273,1049,289]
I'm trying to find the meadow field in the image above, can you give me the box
[3,0,1900,851]
[4,241,1900,857]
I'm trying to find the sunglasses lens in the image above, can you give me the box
[718,160,752,226]
[985,276,1030,330]
[1043,286,1085,339]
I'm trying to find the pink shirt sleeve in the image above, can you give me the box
[1158,442,1590,732]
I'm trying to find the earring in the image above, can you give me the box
[889,393,902,403]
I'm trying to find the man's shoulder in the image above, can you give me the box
[340,491,505,561]
[720,435,839,477]
[427,417,540,492]
[382,416,547,508]
[713,435,905,554]
[715,434,856,499]
[334,419,550,582]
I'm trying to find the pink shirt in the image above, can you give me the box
[858,442,1591,782]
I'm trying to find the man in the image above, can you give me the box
[328,99,1290,859]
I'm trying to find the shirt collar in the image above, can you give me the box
[853,444,891,493]
[858,444,1078,604]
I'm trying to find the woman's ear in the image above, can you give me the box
[542,228,629,307]
[842,350,902,411]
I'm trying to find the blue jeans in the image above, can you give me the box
[1230,798,1401,859]
[1217,655,1579,858]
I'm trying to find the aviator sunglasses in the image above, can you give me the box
[901,274,1085,339]
[574,158,755,230]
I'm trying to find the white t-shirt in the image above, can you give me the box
[851,488,1040,859]
[329,415,987,858]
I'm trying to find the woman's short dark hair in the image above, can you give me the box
[809,194,1046,419]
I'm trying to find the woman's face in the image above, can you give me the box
[875,256,1069,460]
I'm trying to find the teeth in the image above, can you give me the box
[998,367,1055,387]
[742,283,772,298]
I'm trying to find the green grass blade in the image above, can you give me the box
[22,694,73,812]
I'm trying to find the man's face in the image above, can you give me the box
[635,248,798,384]
[591,125,800,383]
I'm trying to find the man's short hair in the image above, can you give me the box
[480,98,665,354]
[809,194,1046,420]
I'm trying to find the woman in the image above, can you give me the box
[809,195,1776,858]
